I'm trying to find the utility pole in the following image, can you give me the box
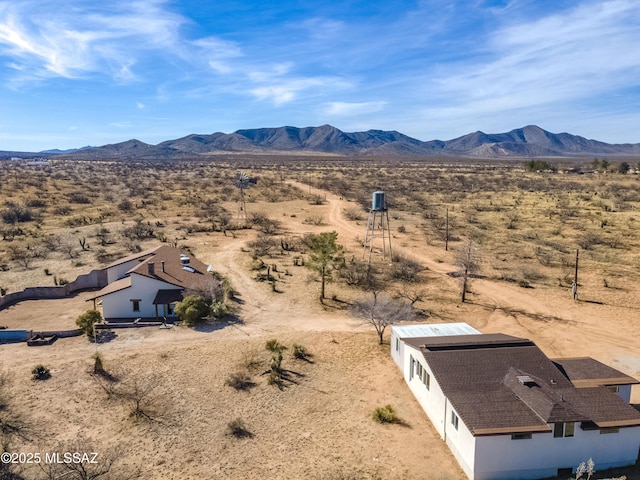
[445,207,449,251]
[572,249,579,301]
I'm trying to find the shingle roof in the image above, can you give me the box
[417,334,640,435]
[89,246,213,299]
[552,357,639,388]
[152,289,183,305]
[125,245,212,291]
[86,277,131,301]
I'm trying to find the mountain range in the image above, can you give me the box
[3,125,640,160]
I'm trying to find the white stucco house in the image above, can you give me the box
[391,324,640,480]
[88,246,214,321]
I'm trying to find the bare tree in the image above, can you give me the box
[7,245,32,269]
[352,291,415,344]
[36,435,126,480]
[116,370,163,421]
[456,239,480,303]
[395,281,427,306]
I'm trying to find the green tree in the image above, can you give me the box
[524,159,552,172]
[305,231,344,302]
[618,161,630,174]
[174,294,210,326]
[76,310,103,338]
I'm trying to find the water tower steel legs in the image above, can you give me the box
[363,208,392,263]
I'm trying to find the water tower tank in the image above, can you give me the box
[372,191,386,211]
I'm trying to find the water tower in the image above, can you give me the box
[363,190,392,263]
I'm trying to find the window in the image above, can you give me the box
[511,433,532,440]
[409,355,414,380]
[451,411,459,430]
[607,385,620,394]
[131,299,140,312]
[414,362,430,389]
[395,337,400,352]
[554,422,575,438]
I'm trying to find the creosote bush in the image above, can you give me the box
[227,418,253,438]
[372,404,398,424]
[225,372,255,391]
[32,365,51,381]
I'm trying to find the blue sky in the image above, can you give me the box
[1,0,640,151]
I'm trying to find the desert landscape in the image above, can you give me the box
[0,156,639,479]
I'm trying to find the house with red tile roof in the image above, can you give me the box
[88,246,214,321]
[391,324,640,480]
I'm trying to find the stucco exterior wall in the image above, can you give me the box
[402,343,476,478]
[106,259,149,284]
[394,337,640,480]
[390,331,404,370]
[101,273,179,319]
[474,425,640,480]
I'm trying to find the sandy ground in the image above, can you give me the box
[0,180,638,479]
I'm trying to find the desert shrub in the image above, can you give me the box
[292,344,311,360]
[577,231,603,250]
[122,220,154,240]
[117,199,133,212]
[389,254,423,283]
[25,198,46,208]
[227,418,253,438]
[76,310,103,338]
[343,207,364,221]
[174,294,210,326]
[524,159,554,172]
[372,404,397,424]
[225,372,255,391]
[1,202,32,224]
[32,365,51,381]
[67,192,91,204]
[304,213,325,226]
[249,212,280,235]
[93,353,105,375]
[248,233,277,258]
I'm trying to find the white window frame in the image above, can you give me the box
[451,411,459,430]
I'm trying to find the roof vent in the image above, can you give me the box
[517,375,538,387]
[147,262,155,275]
[180,254,190,266]
[183,266,195,273]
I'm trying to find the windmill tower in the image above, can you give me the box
[234,172,250,225]
[363,190,392,264]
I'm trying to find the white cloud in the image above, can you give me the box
[0,0,186,84]
[136,102,145,109]
[325,101,387,116]
[430,0,640,113]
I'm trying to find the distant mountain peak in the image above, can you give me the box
[15,124,640,160]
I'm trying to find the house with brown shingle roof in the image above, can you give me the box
[88,246,214,321]
[391,324,640,480]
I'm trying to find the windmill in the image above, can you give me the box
[235,172,252,225]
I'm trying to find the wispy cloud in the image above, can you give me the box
[0,0,185,85]
[429,1,640,114]
[325,101,387,116]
